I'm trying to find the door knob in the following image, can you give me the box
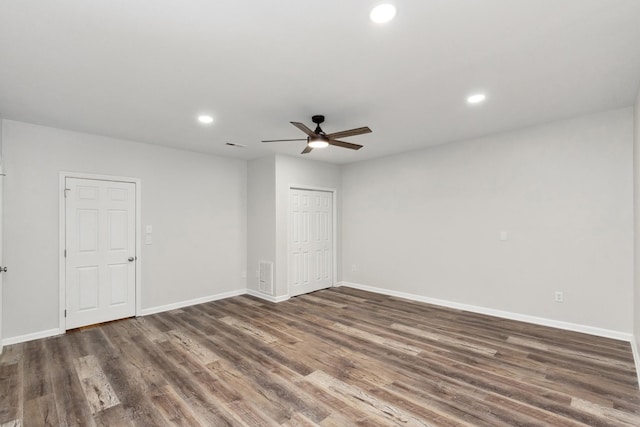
[128,257,135,262]
[0,266,6,273]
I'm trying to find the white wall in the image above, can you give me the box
[274,155,341,297]
[2,120,247,340]
[342,108,634,333]
[246,155,276,293]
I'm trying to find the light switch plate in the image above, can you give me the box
[145,225,153,234]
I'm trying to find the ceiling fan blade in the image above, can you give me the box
[328,139,363,150]
[261,138,307,143]
[326,126,371,140]
[291,122,316,137]
[301,145,313,154]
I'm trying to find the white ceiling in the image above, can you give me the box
[1,0,639,164]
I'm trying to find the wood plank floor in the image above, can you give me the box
[2,287,640,426]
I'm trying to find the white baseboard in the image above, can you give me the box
[5,284,639,390]
[2,328,62,347]
[139,289,246,316]
[246,289,290,303]
[2,288,279,347]
[337,281,633,342]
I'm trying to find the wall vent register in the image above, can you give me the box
[259,261,274,296]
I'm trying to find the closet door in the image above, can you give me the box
[289,189,333,297]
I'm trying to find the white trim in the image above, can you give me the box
[246,289,290,303]
[58,174,65,334]
[631,338,640,388]
[2,328,62,346]
[59,171,142,332]
[338,281,633,342]
[139,289,246,316]
[288,184,338,297]
[4,289,247,345]
[289,184,337,193]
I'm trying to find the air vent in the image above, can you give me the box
[259,261,274,295]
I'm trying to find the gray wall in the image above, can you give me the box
[246,155,276,293]
[274,155,341,297]
[246,154,341,298]
[2,106,637,342]
[2,120,247,340]
[341,108,634,333]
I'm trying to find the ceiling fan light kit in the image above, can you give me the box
[262,114,372,154]
[308,137,329,149]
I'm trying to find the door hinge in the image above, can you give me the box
[64,309,67,317]
[64,188,70,198]
[64,249,67,258]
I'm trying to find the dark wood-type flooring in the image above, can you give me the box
[1,287,640,426]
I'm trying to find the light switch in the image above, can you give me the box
[145,225,153,234]
[145,234,153,245]
[500,231,507,241]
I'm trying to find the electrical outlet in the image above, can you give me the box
[241,271,247,278]
[555,291,564,303]
[351,264,359,272]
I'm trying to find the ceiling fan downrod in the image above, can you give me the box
[312,115,325,134]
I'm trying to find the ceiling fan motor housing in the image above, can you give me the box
[312,115,326,134]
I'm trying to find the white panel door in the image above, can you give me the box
[65,178,136,329]
[0,171,4,351]
[289,189,333,297]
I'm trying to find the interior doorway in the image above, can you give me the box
[60,173,140,330]
[289,188,335,297]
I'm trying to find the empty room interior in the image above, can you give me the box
[2,1,640,425]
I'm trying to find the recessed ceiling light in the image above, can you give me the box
[197,115,214,124]
[370,4,396,23]
[467,93,487,104]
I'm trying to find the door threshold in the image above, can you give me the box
[67,316,134,333]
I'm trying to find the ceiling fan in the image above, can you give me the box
[262,115,372,154]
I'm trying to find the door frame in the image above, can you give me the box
[287,184,338,296]
[58,171,142,332]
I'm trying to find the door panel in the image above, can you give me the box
[0,171,4,351]
[290,192,310,289]
[289,189,333,297]
[108,264,128,304]
[78,267,99,310]
[65,178,136,329]
[78,209,98,251]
